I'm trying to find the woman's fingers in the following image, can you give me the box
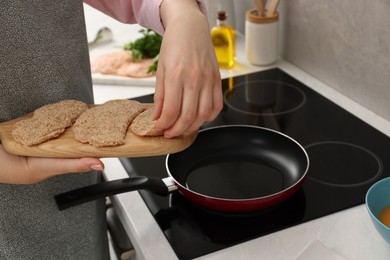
[184,78,222,135]
[152,0,223,138]
[1,143,105,185]
[24,157,104,184]
[153,62,221,138]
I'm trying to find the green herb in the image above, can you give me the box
[122,29,162,73]
[147,54,159,74]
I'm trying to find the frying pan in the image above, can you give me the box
[55,125,309,213]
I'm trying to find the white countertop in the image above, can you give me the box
[84,5,390,260]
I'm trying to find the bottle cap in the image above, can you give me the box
[217,11,228,21]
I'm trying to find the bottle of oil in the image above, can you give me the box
[211,11,235,69]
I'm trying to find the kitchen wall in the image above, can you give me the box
[204,1,389,121]
[282,0,390,121]
[204,0,254,31]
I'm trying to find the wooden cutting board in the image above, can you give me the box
[0,104,197,158]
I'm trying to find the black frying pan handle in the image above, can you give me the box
[55,176,169,211]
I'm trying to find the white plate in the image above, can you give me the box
[91,72,155,86]
[90,47,156,86]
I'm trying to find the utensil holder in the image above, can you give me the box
[245,9,279,66]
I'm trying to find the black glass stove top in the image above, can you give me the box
[120,68,390,259]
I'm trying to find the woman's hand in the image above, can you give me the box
[153,0,223,138]
[0,144,104,184]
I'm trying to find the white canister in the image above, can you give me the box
[245,9,279,66]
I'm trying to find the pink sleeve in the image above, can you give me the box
[84,0,207,35]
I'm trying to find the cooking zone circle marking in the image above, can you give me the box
[304,141,383,187]
[224,80,307,116]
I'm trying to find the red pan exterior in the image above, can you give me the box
[166,125,309,213]
[174,175,307,213]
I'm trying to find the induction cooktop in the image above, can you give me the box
[120,68,390,259]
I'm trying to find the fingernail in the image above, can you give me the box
[90,164,104,171]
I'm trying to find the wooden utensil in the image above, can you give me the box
[0,104,197,158]
[253,0,265,16]
[266,0,280,16]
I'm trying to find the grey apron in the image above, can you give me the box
[0,1,109,259]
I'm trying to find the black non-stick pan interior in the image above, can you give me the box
[167,125,308,200]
